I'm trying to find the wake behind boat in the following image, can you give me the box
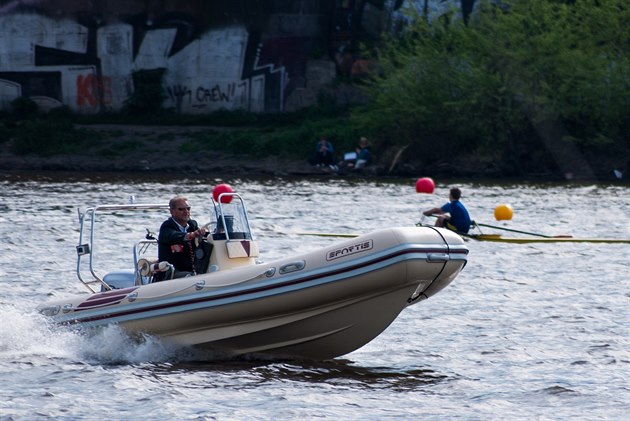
[37,191,469,360]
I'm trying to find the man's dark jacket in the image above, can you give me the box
[158,217,200,273]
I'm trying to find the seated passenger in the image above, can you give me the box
[155,195,207,281]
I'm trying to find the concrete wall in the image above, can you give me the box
[0,0,468,114]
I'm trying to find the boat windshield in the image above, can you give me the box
[209,193,253,241]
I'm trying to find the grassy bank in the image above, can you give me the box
[1,1,628,181]
[0,100,627,181]
[0,103,361,163]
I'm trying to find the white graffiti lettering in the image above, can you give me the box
[0,14,287,113]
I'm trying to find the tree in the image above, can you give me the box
[353,0,630,175]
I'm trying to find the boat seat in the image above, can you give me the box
[103,270,136,290]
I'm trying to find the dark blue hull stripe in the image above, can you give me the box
[64,246,467,325]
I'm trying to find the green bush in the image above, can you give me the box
[11,120,92,156]
[10,97,39,120]
[98,139,143,157]
[184,114,362,161]
[354,0,630,171]
[0,122,10,144]
[123,69,167,116]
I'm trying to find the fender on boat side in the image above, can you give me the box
[389,226,468,260]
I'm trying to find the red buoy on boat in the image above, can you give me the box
[213,183,234,203]
[415,177,435,194]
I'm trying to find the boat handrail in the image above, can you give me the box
[75,198,258,293]
[133,239,160,285]
[77,203,169,293]
[88,203,171,212]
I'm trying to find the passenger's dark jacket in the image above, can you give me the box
[157,217,201,273]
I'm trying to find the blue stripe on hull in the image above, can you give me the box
[60,244,467,327]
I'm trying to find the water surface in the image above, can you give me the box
[1,173,628,419]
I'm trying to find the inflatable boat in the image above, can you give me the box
[37,192,468,360]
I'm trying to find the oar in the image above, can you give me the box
[421,214,572,238]
[473,222,572,238]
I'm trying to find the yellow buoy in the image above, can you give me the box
[494,204,513,221]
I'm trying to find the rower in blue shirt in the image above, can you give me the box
[423,187,472,234]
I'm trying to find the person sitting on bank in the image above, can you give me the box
[423,187,472,234]
[313,136,335,168]
[156,195,207,280]
[341,136,372,170]
[354,136,372,169]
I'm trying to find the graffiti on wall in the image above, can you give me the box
[0,12,288,114]
[0,1,476,114]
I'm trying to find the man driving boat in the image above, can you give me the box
[156,195,207,280]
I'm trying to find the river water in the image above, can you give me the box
[1,173,629,420]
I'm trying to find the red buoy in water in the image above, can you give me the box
[212,183,234,203]
[415,177,435,194]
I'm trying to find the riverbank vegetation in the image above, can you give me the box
[1,0,627,180]
[353,0,629,179]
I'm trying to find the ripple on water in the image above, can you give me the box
[0,177,629,419]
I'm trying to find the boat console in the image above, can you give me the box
[76,193,260,293]
[205,193,259,270]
